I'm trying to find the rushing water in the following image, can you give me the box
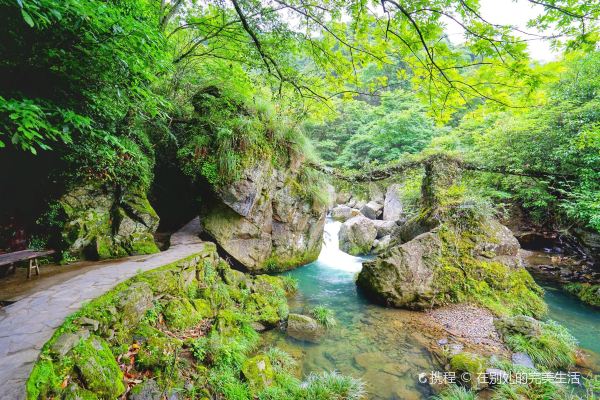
[264,220,600,399]
[264,220,440,400]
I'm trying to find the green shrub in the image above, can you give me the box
[302,371,366,400]
[265,347,297,373]
[504,320,577,370]
[310,305,337,329]
[564,283,600,307]
[431,385,477,400]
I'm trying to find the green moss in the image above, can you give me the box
[129,233,160,255]
[242,355,274,393]
[71,336,125,399]
[262,247,321,272]
[63,385,100,400]
[432,224,547,317]
[26,359,62,400]
[163,298,206,330]
[136,333,182,370]
[564,283,600,307]
[450,352,487,389]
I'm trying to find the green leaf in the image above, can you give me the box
[21,9,34,27]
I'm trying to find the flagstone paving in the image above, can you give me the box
[0,219,205,400]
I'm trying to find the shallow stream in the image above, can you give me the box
[263,219,600,399]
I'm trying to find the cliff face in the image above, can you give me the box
[201,162,326,273]
[57,184,159,260]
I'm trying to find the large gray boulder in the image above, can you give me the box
[357,231,442,308]
[383,184,403,221]
[201,162,326,272]
[357,214,535,309]
[339,216,377,255]
[360,201,383,220]
[372,220,398,238]
[331,205,361,222]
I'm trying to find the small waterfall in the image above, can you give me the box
[317,218,364,273]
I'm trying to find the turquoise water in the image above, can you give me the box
[264,220,600,398]
[544,284,600,366]
[264,220,440,399]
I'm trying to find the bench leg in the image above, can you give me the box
[27,259,40,279]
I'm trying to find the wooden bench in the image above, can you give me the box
[0,249,55,278]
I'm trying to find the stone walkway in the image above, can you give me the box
[0,219,206,400]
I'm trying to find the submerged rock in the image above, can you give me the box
[201,162,326,272]
[286,313,324,343]
[339,215,377,255]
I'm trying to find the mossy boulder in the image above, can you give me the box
[129,379,162,400]
[57,184,159,260]
[63,385,100,400]
[71,336,125,399]
[357,157,545,317]
[200,162,326,272]
[450,352,488,389]
[357,214,546,316]
[163,298,208,330]
[136,333,183,370]
[241,355,274,392]
[118,282,154,327]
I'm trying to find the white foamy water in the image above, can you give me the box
[317,219,364,273]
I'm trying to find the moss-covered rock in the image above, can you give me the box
[357,158,546,317]
[286,313,324,343]
[338,215,377,255]
[118,282,154,327]
[136,330,183,370]
[56,184,159,261]
[564,283,600,307]
[163,298,207,330]
[62,384,99,400]
[449,352,488,389]
[241,354,274,392]
[71,336,125,399]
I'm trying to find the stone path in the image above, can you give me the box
[0,219,206,400]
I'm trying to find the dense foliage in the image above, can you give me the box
[306,90,440,169]
[428,51,600,232]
